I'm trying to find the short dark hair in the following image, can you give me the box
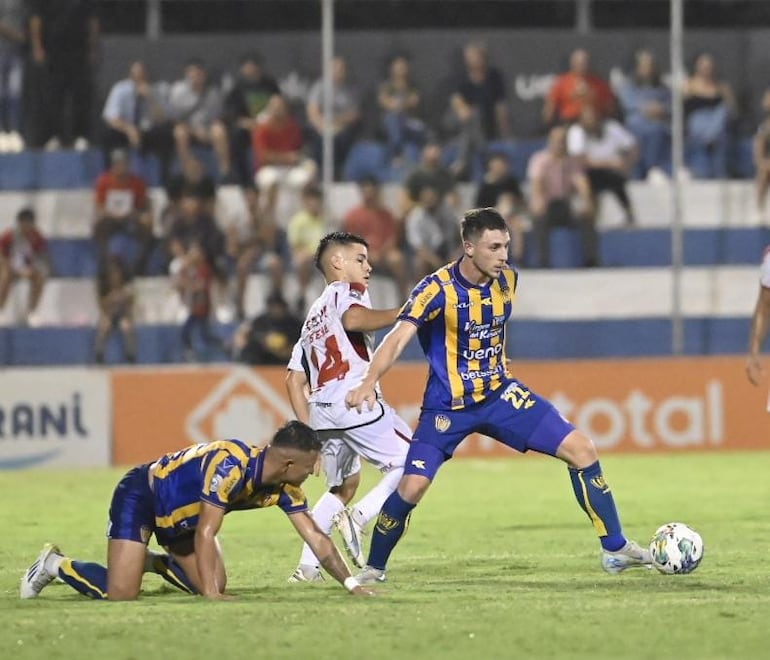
[460,207,507,242]
[314,231,369,272]
[272,420,322,453]
[16,207,35,223]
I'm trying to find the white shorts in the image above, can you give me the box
[310,399,411,488]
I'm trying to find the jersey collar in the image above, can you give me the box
[452,257,493,290]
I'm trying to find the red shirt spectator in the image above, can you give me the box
[252,110,303,170]
[94,169,148,218]
[0,224,47,268]
[544,49,615,125]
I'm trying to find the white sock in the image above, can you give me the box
[298,491,345,567]
[44,551,64,575]
[350,468,404,527]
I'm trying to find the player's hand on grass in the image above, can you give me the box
[203,592,236,601]
[350,585,376,597]
[746,355,764,385]
[345,383,377,413]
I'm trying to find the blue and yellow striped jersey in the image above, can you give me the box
[149,440,307,540]
[399,259,518,410]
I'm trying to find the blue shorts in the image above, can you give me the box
[404,379,575,481]
[107,464,155,545]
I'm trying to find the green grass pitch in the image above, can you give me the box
[2,452,769,660]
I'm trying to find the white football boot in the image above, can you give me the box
[601,540,653,574]
[287,564,325,583]
[20,543,62,599]
[333,508,366,569]
[354,565,387,585]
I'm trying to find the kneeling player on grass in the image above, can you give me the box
[20,421,373,600]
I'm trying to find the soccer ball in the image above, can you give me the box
[649,522,704,575]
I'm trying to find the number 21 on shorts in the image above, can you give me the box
[501,381,535,410]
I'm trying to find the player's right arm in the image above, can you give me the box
[286,369,311,425]
[342,306,400,332]
[345,320,417,413]
[287,511,375,596]
[194,501,231,600]
[747,284,770,385]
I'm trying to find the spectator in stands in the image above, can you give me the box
[253,94,317,221]
[168,59,234,182]
[543,48,615,127]
[164,153,217,222]
[0,207,50,325]
[405,183,460,279]
[223,52,280,186]
[0,0,25,152]
[287,184,327,312]
[528,126,596,268]
[753,88,770,221]
[29,0,99,150]
[231,290,302,365]
[172,239,221,362]
[93,149,154,275]
[445,42,510,180]
[93,256,136,364]
[475,152,525,262]
[683,52,736,179]
[342,177,411,299]
[165,191,227,285]
[567,105,639,225]
[227,185,287,320]
[306,55,361,179]
[401,141,458,216]
[377,54,426,165]
[101,60,175,184]
[617,50,671,180]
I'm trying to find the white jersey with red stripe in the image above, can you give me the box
[288,279,411,474]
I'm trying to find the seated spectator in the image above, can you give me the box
[306,56,361,179]
[287,184,327,312]
[753,88,770,220]
[683,53,736,179]
[543,48,616,127]
[475,153,525,262]
[405,184,460,279]
[401,141,458,216]
[0,207,50,325]
[227,185,287,320]
[165,192,227,284]
[94,257,136,365]
[342,177,410,299]
[223,52,281,185]
[617,50,671,180]
[445,42,510,179]
[168,59,233,182]
[93,149,155,275]
[567,106,639,225]
[0,2,25,152]
[101,60,175,183]
[377,54,426,164]
[171,240,222,362]
[528,126,596,268]
[164,154,217,221]
[253,94,317,220]
[231,291,302,365]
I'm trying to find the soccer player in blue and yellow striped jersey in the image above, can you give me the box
[20,421,373,600]
[345,207,652,583]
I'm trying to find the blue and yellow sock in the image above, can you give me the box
[568,461,626,552]
[366,491,416,570]
[148,553,197,594]
[58,559,108,600]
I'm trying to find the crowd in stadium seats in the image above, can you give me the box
[2,1,770,365]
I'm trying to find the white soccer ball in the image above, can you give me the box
[649,522,704,574]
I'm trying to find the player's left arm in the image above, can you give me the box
[287,511,374,596]
[194,501,229,599]
[747,284,770,385]
[286,368,311,425]
[342,306,400,332]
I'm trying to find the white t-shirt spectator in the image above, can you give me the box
[567,119,636,162]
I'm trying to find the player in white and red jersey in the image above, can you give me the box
[746,245,770,397]
[285,231,411,582]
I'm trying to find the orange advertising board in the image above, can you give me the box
[111,356,770,465]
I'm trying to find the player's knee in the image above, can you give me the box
[107,580,141,601]
[397,475,431,504]
[557,430,598,469]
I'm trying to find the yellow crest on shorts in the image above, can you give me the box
[434,414,451,433]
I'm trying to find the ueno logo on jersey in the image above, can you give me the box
[462,343,504,361]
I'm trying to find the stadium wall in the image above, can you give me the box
[2,358,768,470]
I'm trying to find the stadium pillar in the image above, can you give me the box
[576,0,593,34]
[670,0,685,355]
[321,0,335,203]
[147,0,162,41]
